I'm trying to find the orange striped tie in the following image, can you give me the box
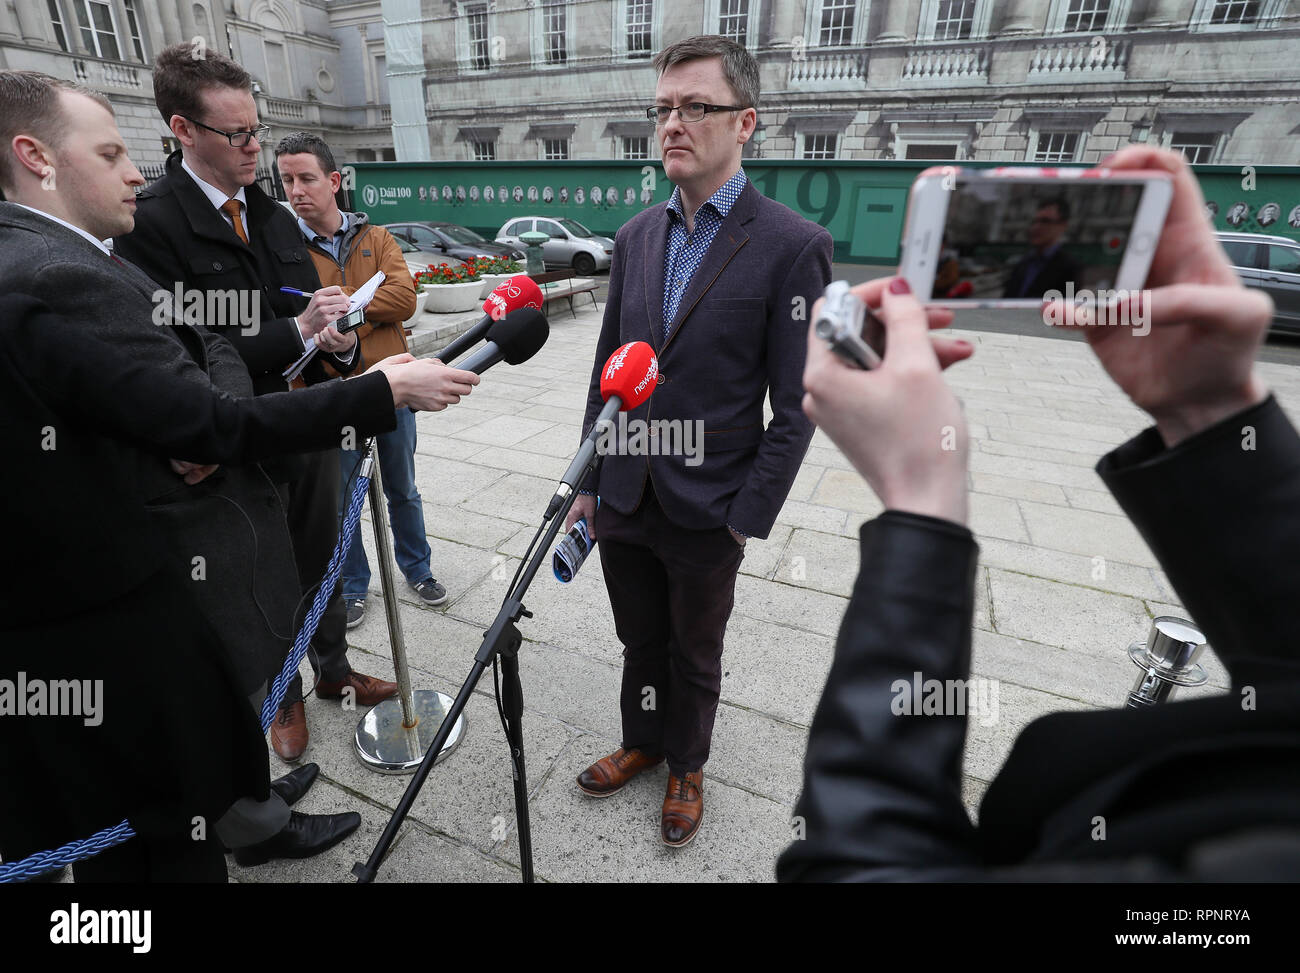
[220,198,248,244]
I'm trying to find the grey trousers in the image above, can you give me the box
[214,681,291,848]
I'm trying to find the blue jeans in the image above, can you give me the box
[339,407,432,601]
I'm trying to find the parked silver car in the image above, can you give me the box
[1216,231,1300,335]
[496,216,613,276]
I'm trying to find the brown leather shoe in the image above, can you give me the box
[661,771,704,847]
[576,747,664,798]
[316,670,399,706]
[270,702,308,762]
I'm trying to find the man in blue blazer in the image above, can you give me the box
[565,35,833,847]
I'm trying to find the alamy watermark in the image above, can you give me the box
[1042,282,1150,337]
[593,412,704,467]
[891,671,1000,727]
[0,672,103,726]
[151,285,261,336]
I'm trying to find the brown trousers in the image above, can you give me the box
[596,481,746,778]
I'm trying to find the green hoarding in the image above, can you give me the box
[347,159,1300,265]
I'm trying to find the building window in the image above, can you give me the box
[932,0,977,40]
[818,0,856,46]
[472,139,496,161]
[74,0,122,60]
[1062,0,1110,31]
[47,0,70,51]
[543,138,569,160]
[1209,0,1259,24]
[622,135,649,159]
[1033,131,1081,162]
[627,0,653,58]
[467,3,491,70]
[122,0,146,61]
[802,134,838,160]
[719,0,750,43]
[1169,131,1219,163]
[543,0,567,65]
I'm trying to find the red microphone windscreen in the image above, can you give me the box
[482,275,544,321]
[600,341,658,410]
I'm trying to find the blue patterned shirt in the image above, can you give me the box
[662,168,747,338]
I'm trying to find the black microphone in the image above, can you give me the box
[437,276,546,362]
[453,308,549,375]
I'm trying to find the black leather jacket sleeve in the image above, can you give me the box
[776,509,982,882]
[1096,394,1300,687]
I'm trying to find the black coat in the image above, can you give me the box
[1002,245,1083,299]
[0,294,397,863]
[113,150,358,396]
[777,395,1300,881]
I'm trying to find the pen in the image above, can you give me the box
[279,286,313,298]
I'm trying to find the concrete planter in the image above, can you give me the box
[478,273,517,299]
[423,280,483,314]
[403,289,429,329]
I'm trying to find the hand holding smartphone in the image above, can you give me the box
[897,166,1174,309]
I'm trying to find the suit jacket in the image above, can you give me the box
[1002,244,1082,299]
[777,395,1300,881]
[112,150,358,396]
[581,179,832,539]
[0,292,384,860]
[0,204,397,690]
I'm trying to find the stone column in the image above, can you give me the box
[877,0,913,41]
[997,0,1042,35]
[12,0,51,45]
[1144,0,1189,27]
[0,0,21,41]
[176,0,199,44]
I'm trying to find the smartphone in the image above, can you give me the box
[334,306,366,334]
[898,166,1174,308]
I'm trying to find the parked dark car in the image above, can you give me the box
[1217,231,1300,335]
[384,221,525,264]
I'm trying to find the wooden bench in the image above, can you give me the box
[529,270,600,318]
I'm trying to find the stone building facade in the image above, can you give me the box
[0,0,397,175]
[3,1,1295,172]
[407,0,1299,166]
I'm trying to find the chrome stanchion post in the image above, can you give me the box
[1125,616,1208,709]
[354,437,466,773]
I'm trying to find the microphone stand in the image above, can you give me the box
[352,452,600,884]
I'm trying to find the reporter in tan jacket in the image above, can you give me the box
[276,133,448,627]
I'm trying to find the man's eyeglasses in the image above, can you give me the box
[646,103,749,125]
[182,115,270,148]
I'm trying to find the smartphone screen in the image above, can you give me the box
[901,169,1171,306]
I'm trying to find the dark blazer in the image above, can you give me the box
[581,179,832,539]
[0,203,395,692]
[0,293,388,863]
[776,395,1300,881]
[113,150,358,395]
[1002,244,1082,299]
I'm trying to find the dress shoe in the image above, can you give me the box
[270,701,308,762]
[231,811,361,867]
[576,747,663,798]
[269,762,319,807]
[661,771,704,847]
[316,670,399,706]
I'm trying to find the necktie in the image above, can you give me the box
[220,198,248,244]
